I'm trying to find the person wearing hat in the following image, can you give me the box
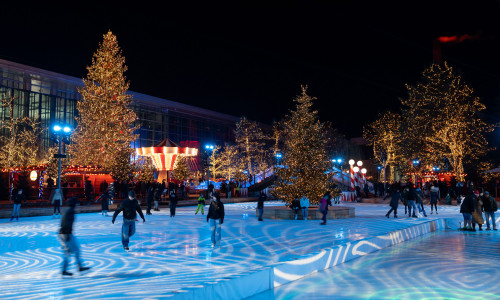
[57,197,91,276]
[112,190,146,251]
[207,193,225,248]
[482,191,498,230]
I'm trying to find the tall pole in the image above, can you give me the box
[206,154,210,198]
[58,136,62,189]
[383,160,386,193]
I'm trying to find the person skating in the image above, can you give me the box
[50,188,64,218]
[320,191,330,225]
[300,195,310,220]
[169,189,177,217]
[112,191,145,251]
[430,184,440,214]
[195,193,205,215]
[482,191,498,230]
[416,188,428,217]
[460,190,475,231]
[57,197,91,276]
[95,192,110,216]
[407,186,418,218]
[146,183,154,215]
[153,183,161,212]
[472,191,484,231]
[385,189,402,218]
[257,191,267,221]
[291,197,301,220]
[207,193,225,248]
[10,189,26,221]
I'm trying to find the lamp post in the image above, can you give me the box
[276,152,282,166]
[332,158,344,190]
[412,159,420,188]
[361,168,367,187]
[52,125,72,189]
[349,159,355,192]
[205,144,215,198]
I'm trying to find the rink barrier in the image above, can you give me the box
[171,218,447,299]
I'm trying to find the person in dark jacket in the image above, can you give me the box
[257,192,267,221]
[430,184,440,214]
[95,192,110,216]
[482,191,498,230]
[112,191,145,251]
[407,186,418,218]
[207,193,225,248]
[58,197,90,276]
[385,189,402,218]
[169,189,178,217]
[320,191,331,225]
[460,190,475,231]
[291,197,301,220]
[146,184,154,215]
[10,189,26,221]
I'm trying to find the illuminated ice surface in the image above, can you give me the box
[0,202,486,299]
[248,230,500,300]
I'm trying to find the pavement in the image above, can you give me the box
[0,200,498,299]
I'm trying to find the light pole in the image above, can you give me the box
[332,158,344,190]
[205,144,215,198]
[276,152,282,166]
[52,125,72,189]
[349,159,355,192]
[412,159,420,188]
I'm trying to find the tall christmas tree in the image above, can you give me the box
[69,31,137,170]
[172,154,192,181]
[272,86,331,205]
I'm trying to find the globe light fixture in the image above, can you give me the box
[357,160,363,167]
[353,166,360,173]
[361,168,367,174]
[349,159,355,166]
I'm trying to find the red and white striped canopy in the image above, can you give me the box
[135,139,198,171]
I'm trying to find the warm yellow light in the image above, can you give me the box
[30,170,38,181]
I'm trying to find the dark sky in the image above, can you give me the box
[2,1,500,140]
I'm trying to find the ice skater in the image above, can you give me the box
[319,191,331,225]
[385,189,402,218]
[207,193,225,248]
[300,194,310,220]
[10,189,26,221]
[57,197,91,276]
[112,191,145,251]
[291,197,301,220]
[257,191,267,221]
[50,188,64,218]
[95,192,110,216]
[430,184,440,214]
[195,193,205,215]
[169,189,177,217]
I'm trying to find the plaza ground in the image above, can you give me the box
[0,200,498,299]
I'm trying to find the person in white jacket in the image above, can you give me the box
[50,188,64,218]
[300,195,310,220]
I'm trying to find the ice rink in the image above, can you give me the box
[0,201,495,299]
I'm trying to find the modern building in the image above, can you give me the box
[0,59,239,155]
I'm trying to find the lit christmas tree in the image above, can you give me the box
[172,154,192,181]
[136,156,157,182]
[108,148,136,181]
[69,31,137,170]
[401,62,495,181]
[272,86,331,205]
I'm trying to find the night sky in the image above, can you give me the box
[2,1,500,141]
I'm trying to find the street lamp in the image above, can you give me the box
[276,152,282,166]
[205,144,215,197]
[52,125,72,189]
[332,158,344,190]
[357,160,363,167]
[361,168,367,186]
[412,159,420,188]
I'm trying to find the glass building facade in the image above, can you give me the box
[0,59,238,156]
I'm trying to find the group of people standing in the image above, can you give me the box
[385,184,440,218]
[460,189,497,231]
[289,192,332,225]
